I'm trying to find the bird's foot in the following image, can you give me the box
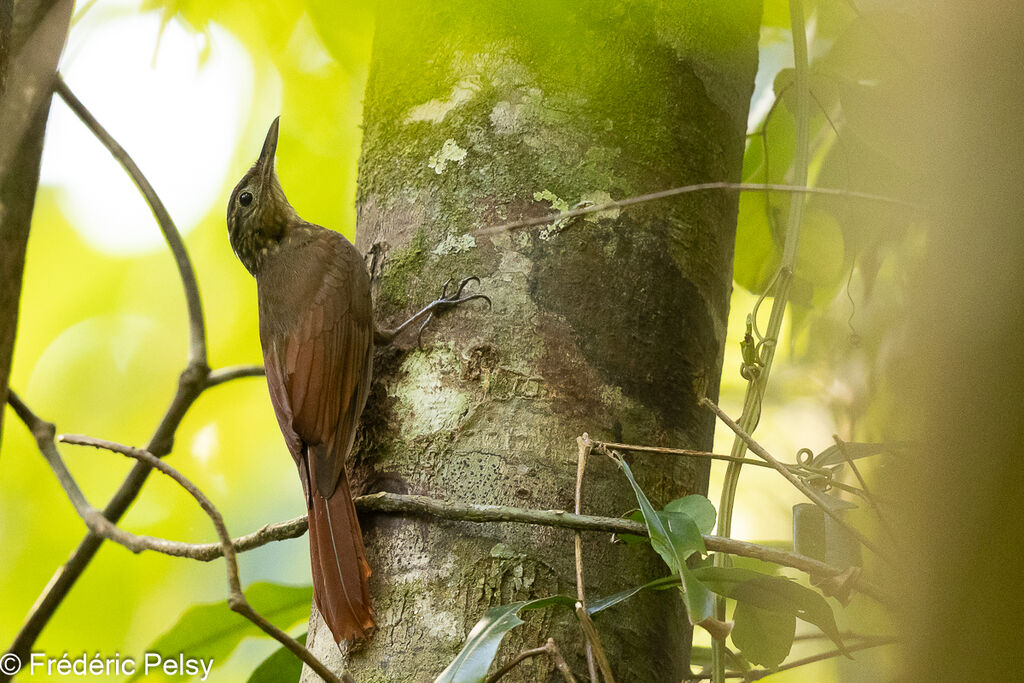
[416,277,491,348]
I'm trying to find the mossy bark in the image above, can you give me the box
[303,2,759,680]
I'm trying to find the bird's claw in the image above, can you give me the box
[416,276,491,350]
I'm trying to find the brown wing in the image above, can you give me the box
[259,228,374,501]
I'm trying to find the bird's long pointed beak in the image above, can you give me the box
[256,116,280,187]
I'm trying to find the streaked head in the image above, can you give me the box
[227,117,297,274]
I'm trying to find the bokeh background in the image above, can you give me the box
[2,0,979,680]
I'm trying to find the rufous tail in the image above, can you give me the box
[307,473,374,642]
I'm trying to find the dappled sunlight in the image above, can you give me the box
[40,0,253,253]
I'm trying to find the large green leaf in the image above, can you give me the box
[664,494,717,535]
[247,633,306,683]
[131,582,313,681]
[693,567,846,655]
[731,602,796,667]
[435,596,574,683]
[615,456,714,625]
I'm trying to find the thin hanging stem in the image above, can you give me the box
[712,2,812,682]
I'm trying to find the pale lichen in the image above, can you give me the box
[390,349,471,437]
[431,232,476,256]
[404,78,480,124]
[428,139,468,174]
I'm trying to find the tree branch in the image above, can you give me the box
[45,486,884,605]
[684,636,899,681]
[476,182,920,236]
[592,439,774,469]
[0,0,73,446]
[8,388,887,671]
[58,434,345,683]
[573,435,598,682]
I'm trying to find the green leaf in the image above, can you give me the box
[693,567,846,655]
[615,456,714,624]
[813,441,887,467]
[435,602,527,683]
[435,596,574,683]
[587,576,680,615]
[617,509,649,545]
[247,633,306,683]
[731,603,796,667]
[664,495,717,535]
[131,583,313,682]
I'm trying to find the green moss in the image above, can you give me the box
[378,227,428,309]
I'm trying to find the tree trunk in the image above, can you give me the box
[303,2,759,680]
[0,0,73,444]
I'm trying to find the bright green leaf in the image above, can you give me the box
[131,583,313,682]
[247,633,306,683]
[732,602,795,667]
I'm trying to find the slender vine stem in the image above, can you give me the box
[712,2,812,681]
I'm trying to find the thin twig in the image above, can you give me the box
[476,182,919,236]
[684,636,899,681]
[486,639,578,683]
[575,603,615,683]
[205,364,265,387]
[831,435,897,541]
[701,398,888,560]
[53,75,206,366]
[58,434,344,683]
[713,7,813,680]
[592,439,774,469]
[574,435,598,682]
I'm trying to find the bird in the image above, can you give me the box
[227,117,488,643]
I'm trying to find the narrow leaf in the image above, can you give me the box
[813,441,886,467]
[587,576,680,615]
[616,456,714,624]
[434,596,573,683]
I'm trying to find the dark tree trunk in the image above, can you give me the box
[303,2,759,680]
[0,0,73,444]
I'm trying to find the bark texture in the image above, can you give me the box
[0,0,73,443]
[303,1,759,680]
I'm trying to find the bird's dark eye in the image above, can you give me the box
[239,191,253,207]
